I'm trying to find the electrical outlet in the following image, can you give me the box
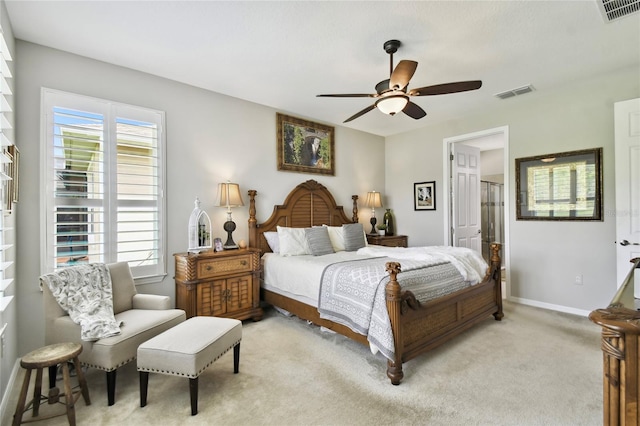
[575,274,583,285]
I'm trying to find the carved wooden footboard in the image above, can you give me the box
[249,179,503,385]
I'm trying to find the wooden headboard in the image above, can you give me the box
[248,180,359,254]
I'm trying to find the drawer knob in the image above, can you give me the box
[240,260,247,266]
[206,265,212,271]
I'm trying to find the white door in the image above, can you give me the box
[614,98,640,296]
[452,143,481,252]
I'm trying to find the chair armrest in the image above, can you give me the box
[132,294,172,310]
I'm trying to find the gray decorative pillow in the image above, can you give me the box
[343,223,366,251]
[305,227,335,256]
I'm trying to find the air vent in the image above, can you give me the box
[597,0,640,23]
[494,85,535,100]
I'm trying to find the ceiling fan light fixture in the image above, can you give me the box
[376,95,408,115]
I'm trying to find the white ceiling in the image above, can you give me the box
[4,1,640,137]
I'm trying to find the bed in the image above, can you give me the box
[248,179,503,385]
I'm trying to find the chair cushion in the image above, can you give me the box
[107,262,137,314]
[51,308,186,371]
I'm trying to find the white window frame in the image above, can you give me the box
[40,88,167,284]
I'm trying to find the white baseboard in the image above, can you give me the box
[1,359,20,422]
[507,296,592,318]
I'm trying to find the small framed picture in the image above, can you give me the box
[214,238,223,252]
[414,181,436,211]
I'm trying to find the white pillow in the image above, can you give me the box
[323,225,346,252]
[276,226,311,256]
[264,231,280,254]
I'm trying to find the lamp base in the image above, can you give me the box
[223,220,238,250]
[369,216,377,235]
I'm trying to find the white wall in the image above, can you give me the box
[14,41,384,355]
[385,66,640,313]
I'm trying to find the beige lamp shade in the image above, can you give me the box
[214,182,244,208]
[365,191,382,209]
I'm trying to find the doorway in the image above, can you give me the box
[442,126,510,297]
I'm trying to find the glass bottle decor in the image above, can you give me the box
[383,208,395,236]
[188,197,212,253]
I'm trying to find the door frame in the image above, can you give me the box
[442,126,510,297]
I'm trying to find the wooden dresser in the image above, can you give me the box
[366,234,408,247]
[174,248,263,321]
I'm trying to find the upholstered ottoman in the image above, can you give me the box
[137,316,242,415]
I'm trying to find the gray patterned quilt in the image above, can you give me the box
[318,256,471,361]
[40,263,122,341]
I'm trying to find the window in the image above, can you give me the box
[516,148,603,221]
[42,89,166,281]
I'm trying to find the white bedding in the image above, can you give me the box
[261,251,374,302]
[262,245,488,304]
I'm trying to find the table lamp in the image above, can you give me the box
[215,181,244,249]
[365,191,382,235]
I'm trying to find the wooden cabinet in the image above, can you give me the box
[174,248,263,321]
[366,234,408,247]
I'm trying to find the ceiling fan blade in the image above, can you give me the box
[409,80,482,96]
[317,93,376,98]
[389,60,418,91]
[402,101,427,120]
[344,104,376,123]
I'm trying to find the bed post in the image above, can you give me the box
[352,195,359,223]
[248,190,257,248]
[385,261,404,385]
[490,242,504,321]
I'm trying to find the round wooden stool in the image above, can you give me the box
[12,342,91,426]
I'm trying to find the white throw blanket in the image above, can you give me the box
[357,245,488,283]
[40,263,122,341]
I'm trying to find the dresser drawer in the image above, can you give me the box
[197,254,253,279]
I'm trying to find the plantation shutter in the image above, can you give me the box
[43,89,166,280]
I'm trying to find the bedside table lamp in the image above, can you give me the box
[365,191,383,235]
[215,181,244,249]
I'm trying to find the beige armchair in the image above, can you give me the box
[42,262,186,406]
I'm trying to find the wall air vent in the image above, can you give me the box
[494,85,535,100]
[597,0,640,23]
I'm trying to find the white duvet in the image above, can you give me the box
[356,245,488,283]
[262,245,488,304]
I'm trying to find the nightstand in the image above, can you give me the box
[174,248,263,321]
[366,234,408,247]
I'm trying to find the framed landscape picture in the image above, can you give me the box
[414,181,436,211]
[276,113,335,175]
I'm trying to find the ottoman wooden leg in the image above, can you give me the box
[234,343,240,374]
[139,372,149,407]
[189,377,198,416]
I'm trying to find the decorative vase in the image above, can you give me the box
[383,209,395,236]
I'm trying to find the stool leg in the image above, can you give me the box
[139,372,148,408]
[72,357,91,405]
[61,362,76,426]
[32,368,43,417]
[12,368,32,426]
[189,377,198,416]
[233,343,240,374]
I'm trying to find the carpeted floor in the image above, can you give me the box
[3,301,602,425]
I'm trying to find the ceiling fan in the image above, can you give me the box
[317,40,482,123]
